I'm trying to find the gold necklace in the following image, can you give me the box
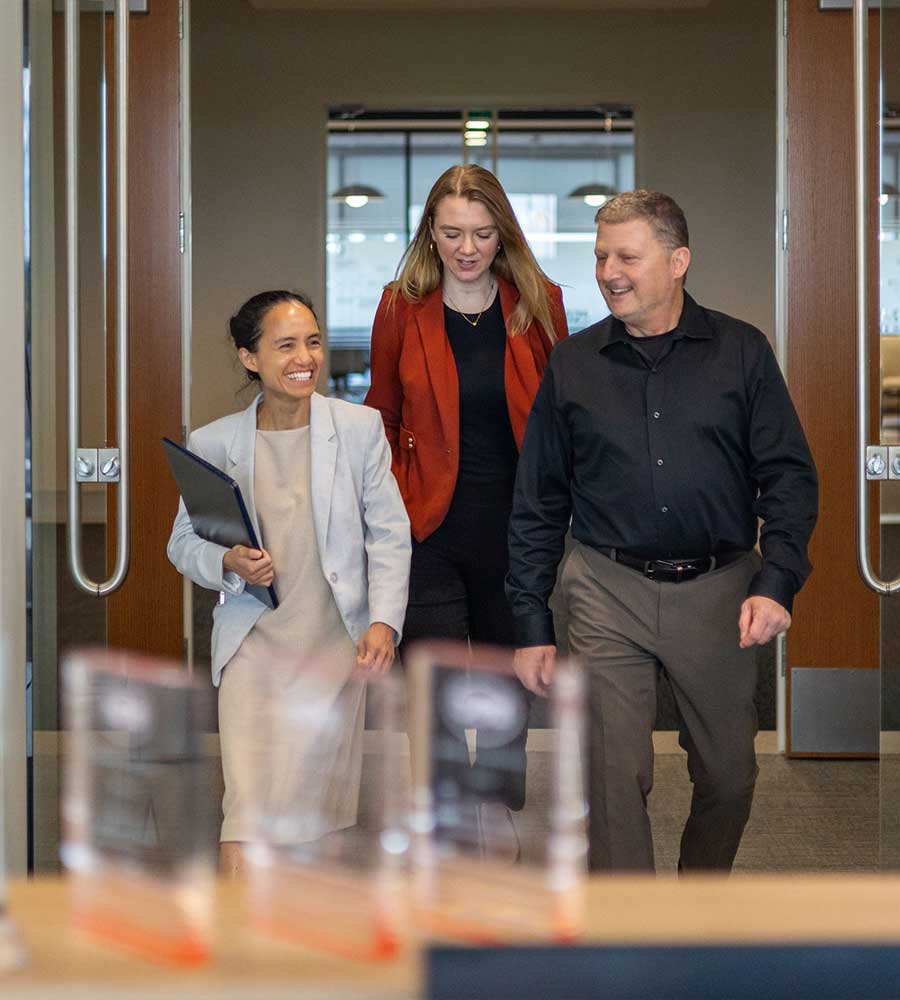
[445,280,496,328]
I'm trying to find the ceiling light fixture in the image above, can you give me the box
[329,184,385,209]
[567,182,617,209]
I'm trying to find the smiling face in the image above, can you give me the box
[238,300,323,406]
[429,195,501,287]
[594,218,690,335]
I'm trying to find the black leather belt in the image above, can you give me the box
[600,547,746,583]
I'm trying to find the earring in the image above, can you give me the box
[497,241,503,253]
[429,241,435,252]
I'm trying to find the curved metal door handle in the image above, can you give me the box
[65,0,130,597]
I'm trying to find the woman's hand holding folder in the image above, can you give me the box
[222,545,274,587]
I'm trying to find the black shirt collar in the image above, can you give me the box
[596,291,714,352]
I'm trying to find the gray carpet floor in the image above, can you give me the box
[358,747,881,876]
[34,743,881,875]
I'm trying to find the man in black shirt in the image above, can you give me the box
[506,190,817,871]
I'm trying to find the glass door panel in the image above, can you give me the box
[28,0,109,873]
[881,0,900,869]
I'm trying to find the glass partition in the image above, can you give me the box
[28,0,111,875]
[881,0,900,869]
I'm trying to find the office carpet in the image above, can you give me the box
[33,741,879,876]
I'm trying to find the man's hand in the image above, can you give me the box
[513,645,557,697]
[356,622,395,674]
[222,545,274,586]
[738,596,791,648]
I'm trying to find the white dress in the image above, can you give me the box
[217,424,364,843]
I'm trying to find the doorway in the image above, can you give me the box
[15,0,893,874]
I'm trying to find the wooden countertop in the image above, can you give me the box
[3,874,900,998]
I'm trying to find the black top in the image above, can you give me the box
[506,292,819,647]
[444,295,519,486]
[627,327,678,364]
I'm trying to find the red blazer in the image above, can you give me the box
[365,276,569,542]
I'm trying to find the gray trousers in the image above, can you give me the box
[562,542,761,873]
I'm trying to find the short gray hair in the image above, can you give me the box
[595,189,689,253]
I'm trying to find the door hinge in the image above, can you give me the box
[781,209,788,252]
[178,0,184,40]
[178,212,185,254]
[782,0,787,36]
[181,424,187,447]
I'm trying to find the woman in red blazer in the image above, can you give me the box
[365,164,568,857]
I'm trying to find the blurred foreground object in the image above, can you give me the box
[0,894,25,972]
[62,649,216,965]
[0,726,25,971]
[408,641,586,943]
[246,655,408,960]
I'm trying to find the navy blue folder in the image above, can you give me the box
[162,437,279,609]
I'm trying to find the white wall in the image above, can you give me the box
[191,0,776,428]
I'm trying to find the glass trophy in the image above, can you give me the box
[245,653,408,961]
[0,909,23,973]
[61,649,216,965]
[0,834,25,972]
[407,641,587,944]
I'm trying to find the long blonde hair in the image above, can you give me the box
[388,164,559,342]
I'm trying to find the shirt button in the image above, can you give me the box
[661,506,669,513]
[330,572,338,583]
[657,459,664,466]
[653,411,661,419]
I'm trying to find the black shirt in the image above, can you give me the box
[506,292,818,648]
[444,295,519,485]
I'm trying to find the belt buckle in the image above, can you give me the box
[657,559,696,583]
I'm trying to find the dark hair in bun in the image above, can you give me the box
[229,290,318,382]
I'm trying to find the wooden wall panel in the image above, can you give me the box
[786,0,880,674]
[105,0,183,659]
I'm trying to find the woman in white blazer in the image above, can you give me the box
[167,290,410,874]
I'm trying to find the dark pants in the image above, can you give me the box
[400,480,529,813]
[563,542,761,872]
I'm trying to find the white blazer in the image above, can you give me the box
[167,392,411,686]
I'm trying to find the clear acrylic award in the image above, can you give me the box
[245,653,408,961]
[407,641,587,944]
[0,911,22,973]
[0,855,24,972]
[61,649,216,965]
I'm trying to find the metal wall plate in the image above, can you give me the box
[790,667,879,754]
